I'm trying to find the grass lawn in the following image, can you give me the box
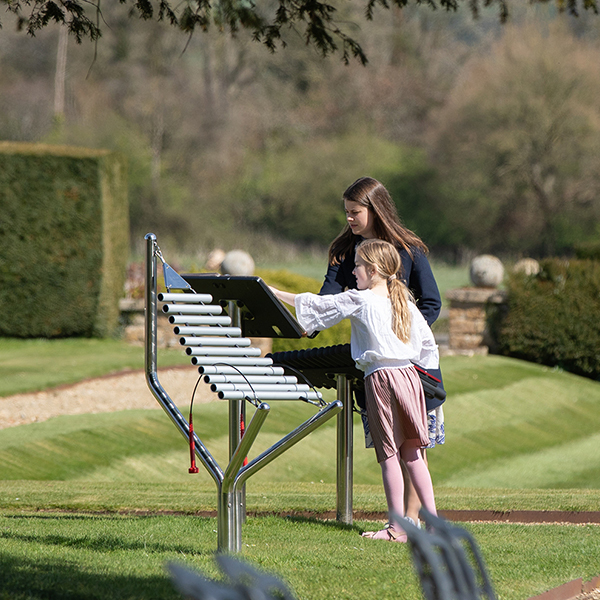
[2,353,599,491]
[0,337,189,397]
[4,353,596,490]
[0,339,599,599]
[431,355,600,490]
[0,509,598,600]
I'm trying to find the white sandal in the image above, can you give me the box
[361,527,407,542]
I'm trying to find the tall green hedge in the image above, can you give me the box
[575,239,600,260]
[496,259,600,380]
[0,142,128,338]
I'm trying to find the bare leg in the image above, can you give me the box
[402,460,419,524]
[380,453,406,532]
[403,449,427,524]
[362,454,407,541]
[400,445,437,517]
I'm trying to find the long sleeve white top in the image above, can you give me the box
[294,289,439,377]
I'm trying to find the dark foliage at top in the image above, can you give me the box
[2,0,597,64]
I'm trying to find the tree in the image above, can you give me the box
[2,0,597,65]
[429,20,600,256]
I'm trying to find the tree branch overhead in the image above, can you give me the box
[2,0,598,62]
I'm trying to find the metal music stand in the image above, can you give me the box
[182,274,305,340]
[183,273,355,527]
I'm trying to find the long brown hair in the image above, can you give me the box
[328,177,428,266]
[356,239,412,343]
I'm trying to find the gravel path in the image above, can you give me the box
[0,366,214,429]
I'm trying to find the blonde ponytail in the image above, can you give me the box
[388,278,411,343]
[355,238,412,343]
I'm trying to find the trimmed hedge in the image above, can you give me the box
[575,240,600,260]
[0,142,128,338]
[496,259,600,380]
[255,269,351,353]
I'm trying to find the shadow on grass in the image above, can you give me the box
[1,528,208,555]
[0,553,179,600]
[1,513,214,555]
[284,514,368,535]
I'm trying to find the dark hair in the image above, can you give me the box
[328,177,428,266]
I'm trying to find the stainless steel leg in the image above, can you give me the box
[227,301,246,535]
[336,375,353,524]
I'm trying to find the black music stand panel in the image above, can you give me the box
[182,274,305,339]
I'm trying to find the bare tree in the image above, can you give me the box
[430,20,600,255]
[53,25,68,120]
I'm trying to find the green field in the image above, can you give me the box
[2,353,598,492]
[0,337,189,397]
[0,338,599,600]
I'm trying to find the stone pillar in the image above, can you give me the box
[120,298,179,348]
[446,288,507,355]
[446,254,507,355]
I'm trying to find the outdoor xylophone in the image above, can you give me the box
[144,233,342,553]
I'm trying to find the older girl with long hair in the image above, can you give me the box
[320,176,445,526]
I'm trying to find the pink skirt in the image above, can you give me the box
[364,366,429,463]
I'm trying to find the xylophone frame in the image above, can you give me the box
[144,233,343,552]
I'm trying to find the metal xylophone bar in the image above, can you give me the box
[144,233,342,553]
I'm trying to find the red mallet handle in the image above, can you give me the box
[188,419,199,474]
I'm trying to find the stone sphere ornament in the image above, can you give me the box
[220,250,255,276]
[513,258,540,276]
[205,248,226,272]
[469,255,504,288]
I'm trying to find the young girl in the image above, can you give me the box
[270,238,439,542]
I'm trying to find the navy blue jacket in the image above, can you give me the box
[319,245,441,326]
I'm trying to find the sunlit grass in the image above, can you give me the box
[0,511,598,600]
[1,340,600,599]
[1,355,600,492]
[0,337,190,397]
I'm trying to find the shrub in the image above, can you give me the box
[256,269,351,353]
[0,142,128,338]
[575,240,600,261]
[496,259,600,380]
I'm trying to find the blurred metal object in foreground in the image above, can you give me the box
[167,513,496,600]
[168,556,296,600]
[402,510,497,600]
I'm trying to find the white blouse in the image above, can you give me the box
[295,289,439,377]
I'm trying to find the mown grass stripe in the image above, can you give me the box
[442,431,600,489]
[430,398,600,483]
[0,337,190,397]
[1,354,599,491]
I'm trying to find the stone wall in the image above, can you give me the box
[120,298,179,348]
[446,287,507,355]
